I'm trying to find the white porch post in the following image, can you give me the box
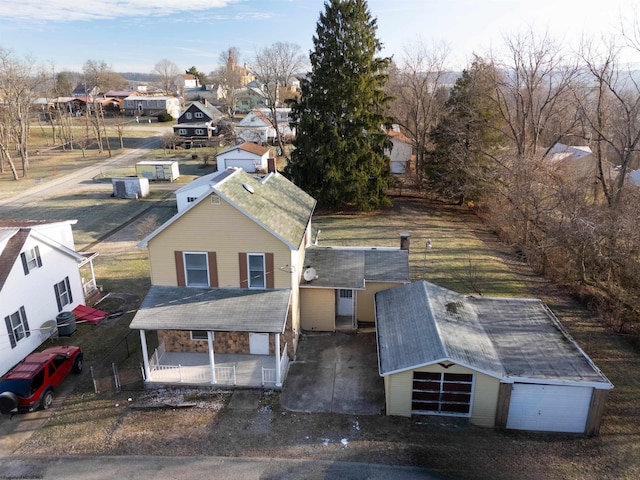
[139,330,151,381]
[208,331,216,384]
[275,333,282,387]
[88,258,96,289]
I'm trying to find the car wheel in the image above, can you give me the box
[0,391,19,414]
[72,354,83,374]
[41,389,54,410]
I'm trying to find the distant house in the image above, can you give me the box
[375,280,613,435]
[71,84,100,98]
[236,108,294,145]
[215,142,270,173]
[235,86,268,113]
[173,101,224,143]
[387,128,414,174]
[0,220,99,377]
[174,74,199,90]
[123,95,181,119]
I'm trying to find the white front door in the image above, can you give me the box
[337,289,354,316]
[249,333,270,355]
[506,383,592,433]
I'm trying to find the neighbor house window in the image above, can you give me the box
[4,307,30,349]
[190,330,208,341]
[247,254,265,289]
[195,112,203,118]
[184,252,209,287]
[21,246,42,275]
[54,277,73,312]
[178,129,187,135]
[195,129,204,135]
[186,112,193,119]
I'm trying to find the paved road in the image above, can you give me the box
[0,134,166,208]
[0,455,444,480]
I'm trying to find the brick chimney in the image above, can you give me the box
[267,157,276,173]
[400,232,410,251]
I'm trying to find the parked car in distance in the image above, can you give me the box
[0,345,83,414]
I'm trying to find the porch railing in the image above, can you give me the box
[148,364,236,385]
[262,343,289,386]
[82,278,97,296]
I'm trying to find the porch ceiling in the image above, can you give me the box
[130,285,290,333]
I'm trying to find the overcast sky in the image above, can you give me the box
[0,0,637,73]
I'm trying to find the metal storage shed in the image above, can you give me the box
[135,160,180,182]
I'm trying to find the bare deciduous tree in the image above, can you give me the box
[152,58,181,95]
[251,42,306,157]
[489,29,579,158]
[389,39,451,186]
[0,48,39,178]
[211,47,244,118]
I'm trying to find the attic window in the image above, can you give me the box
[242,183,255,194]
[211,195,221,205]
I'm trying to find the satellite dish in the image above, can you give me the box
[303,267,317,282]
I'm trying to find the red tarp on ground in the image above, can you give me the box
[72,304,107,324]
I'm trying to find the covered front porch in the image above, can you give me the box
[130,285,293,389]
[144,338,290,388]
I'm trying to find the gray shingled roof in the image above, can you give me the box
[214,170,316,249]
[140,169,316,250]
[301,247,409,289]
[129,286,291,333]
[376,281,612,387]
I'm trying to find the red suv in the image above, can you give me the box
[0,345,83,414]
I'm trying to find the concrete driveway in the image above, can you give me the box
[280,331,385,415]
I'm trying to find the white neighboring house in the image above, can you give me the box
[387,128,414,174]
[174,169,236,213]
[0,220,98,377]
[216,142,270,173]
[235,108,294,145]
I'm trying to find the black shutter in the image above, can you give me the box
[21,252,29,275]
[66,277,73,304]
[21,307,30,339]
[35,246,42,267]
[54,282,62,311]
[4,316,16,348]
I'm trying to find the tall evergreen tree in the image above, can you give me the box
[286,0,393,210]
[427,58,505,204]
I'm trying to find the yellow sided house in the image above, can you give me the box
[375,281,613,435]
[131,168,316,388]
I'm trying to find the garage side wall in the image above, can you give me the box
[384,364,500,427]
[300,288,335,331]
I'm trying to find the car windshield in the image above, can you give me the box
[0,378,32,397]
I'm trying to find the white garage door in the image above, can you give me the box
[223,159,257,172]
[506,383,593,433]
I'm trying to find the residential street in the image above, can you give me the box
[0,134,166,208]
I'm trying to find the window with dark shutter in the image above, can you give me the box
[4,307,30,349]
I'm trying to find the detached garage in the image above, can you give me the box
[375,281,613,435]
[216,142,270,173]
